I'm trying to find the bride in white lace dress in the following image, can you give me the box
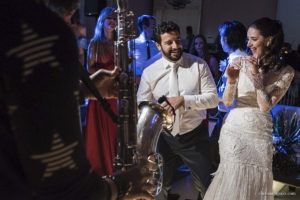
[204,18,294,200]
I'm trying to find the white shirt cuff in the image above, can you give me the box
[183,95,194,110]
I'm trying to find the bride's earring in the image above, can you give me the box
[267,41,270,47]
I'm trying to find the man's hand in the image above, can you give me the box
[114,159,157,200]
[161,96,184,114]
[90,67,119,99]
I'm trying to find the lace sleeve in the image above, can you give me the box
[223,81,238,107]
[255,66,294,112]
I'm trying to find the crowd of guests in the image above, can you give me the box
[82,7,296,199]
[78,8,300,198]
[1,0,297,200]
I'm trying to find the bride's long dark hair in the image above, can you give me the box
[249,17,284,73]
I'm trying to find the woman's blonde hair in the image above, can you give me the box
[90,7,116,61]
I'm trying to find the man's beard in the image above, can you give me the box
[161,47,183,62]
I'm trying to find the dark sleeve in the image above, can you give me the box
[0,1,111,199]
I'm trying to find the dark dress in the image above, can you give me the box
[85,53,117,176]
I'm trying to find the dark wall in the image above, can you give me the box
[200,0,277,43]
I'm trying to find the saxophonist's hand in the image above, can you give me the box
[90,67,120,99]
[114,159,157,200]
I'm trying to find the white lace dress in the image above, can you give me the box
[204,61,294,200]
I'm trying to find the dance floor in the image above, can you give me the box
[80,104,300,199]
[155,120,300,200]
[156,169,300,200]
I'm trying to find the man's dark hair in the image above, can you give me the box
[153,21,180,44]
[137,15,156,33]
[218,20,247,51]
[49,0,79,17]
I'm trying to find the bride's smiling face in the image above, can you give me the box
[247,27,268,59]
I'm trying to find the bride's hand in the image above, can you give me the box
[225,58,242,84]
[244,56,259,75]
[226,65,240,84]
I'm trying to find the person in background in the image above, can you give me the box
[204,17,295,200]
[209,20,248,170]
[49,0,87,67]
[85,7,118,177]
[296,43,300,71]
[278,42,300,106]
[183,26,194,53]
[281,42,298,68]
[130,15,159,85]
[71,9,88,66]
[137,21,218,200]
[190,34,221,84]
[0,0,155,199]
[213,35,228,63]
[48,0,76,25]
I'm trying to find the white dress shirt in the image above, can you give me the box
[137,53,219,135]
[130,33,159,76]
[218,49,248,112]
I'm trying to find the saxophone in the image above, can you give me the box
[114,0,172,196]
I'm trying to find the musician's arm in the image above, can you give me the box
[79,67,119,100]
